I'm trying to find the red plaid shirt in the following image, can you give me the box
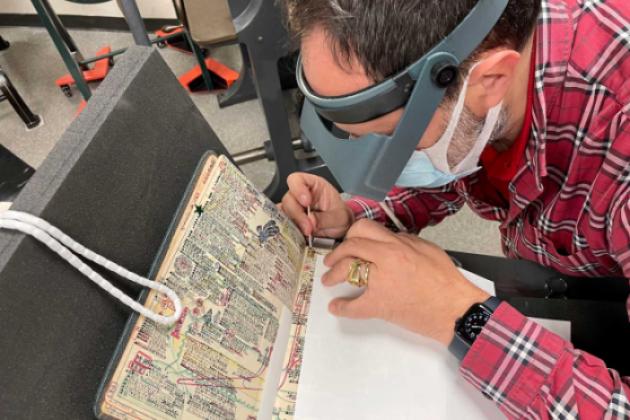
[347,0,630,417]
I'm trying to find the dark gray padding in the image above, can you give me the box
[0,46,230,418]
[0,145,35,201]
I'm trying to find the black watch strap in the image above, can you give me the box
[448,296,501,361]
[482,296,501,311]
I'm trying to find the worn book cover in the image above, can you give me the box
[95,154,328,419]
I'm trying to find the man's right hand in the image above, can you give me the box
[281,173,354,239]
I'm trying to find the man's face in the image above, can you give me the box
[301,27,508,168]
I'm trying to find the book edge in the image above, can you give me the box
[93,151,218,419]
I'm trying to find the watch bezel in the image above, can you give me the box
[454,303,494,344]
[449,296,501,361]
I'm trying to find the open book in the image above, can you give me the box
[96,153,330,419]
[97,153,566,419]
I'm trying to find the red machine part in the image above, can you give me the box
[154,27,191,53]
[55,46,113,97]
[179,57,239,92]
[75,100,87,116]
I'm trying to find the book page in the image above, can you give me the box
[293,258,572,419]
[99,155,306,420]
[271,248,321,419]
[293,256,503,419]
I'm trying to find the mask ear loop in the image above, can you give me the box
[451,99,503,173]
[419,64,478,173]
[419,61,503,176]
[0,211,183,326]
[378,202,409,234]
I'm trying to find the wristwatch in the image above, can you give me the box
[448,296,501,361]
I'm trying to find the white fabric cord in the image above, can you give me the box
[0,210,183,326]
[379,202,409,234]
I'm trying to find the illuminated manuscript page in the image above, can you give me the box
[100,155,308,420]
[271,247,320,420]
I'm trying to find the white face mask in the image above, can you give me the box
[396,63,503,188]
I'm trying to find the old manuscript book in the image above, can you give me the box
[96,154,523,420]
[96,154,329,420]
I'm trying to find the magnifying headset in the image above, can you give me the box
[297,0,509,201]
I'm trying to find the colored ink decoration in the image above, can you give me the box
[257,220,280,244]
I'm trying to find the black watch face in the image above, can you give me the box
[460,307,491,342]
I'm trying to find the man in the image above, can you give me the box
[280,0,630,418]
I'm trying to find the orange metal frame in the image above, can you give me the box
[55,46,112,95]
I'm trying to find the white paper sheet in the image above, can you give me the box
[258,309,294,420]
[294,254,571,419]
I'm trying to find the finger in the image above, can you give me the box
[323,258,379,288]
[321,257,357,287]
[323,237,385,268]
[329,296,373,319]
[286,173,326,208]
[281,192,311,235]
[346,218,397,243]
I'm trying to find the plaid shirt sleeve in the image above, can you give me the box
[461,302,630,419]
[345,185,466,234]
[460,192,630,419]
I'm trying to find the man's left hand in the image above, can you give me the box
[322,219,491,346]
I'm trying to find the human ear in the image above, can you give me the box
[468,50,521,111]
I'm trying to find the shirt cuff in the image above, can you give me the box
[460,302,571,416]
[345,198,383,223]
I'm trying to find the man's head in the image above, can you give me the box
[286,0,541,167]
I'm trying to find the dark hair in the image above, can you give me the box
[284,0,541,96]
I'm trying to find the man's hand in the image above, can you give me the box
[322,219,490,346]
[281,173,354,239]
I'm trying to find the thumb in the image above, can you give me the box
[329,296,372,319]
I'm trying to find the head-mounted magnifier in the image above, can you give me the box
[297,0,509,201]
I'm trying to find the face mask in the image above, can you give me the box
[396,63,503,189]
[394,152,482,189]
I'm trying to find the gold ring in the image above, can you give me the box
[359,262,371,287]
[347,259,370,288]
[346,260,361,287]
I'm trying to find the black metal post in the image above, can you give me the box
[218,43,257,107]
[116,0,151,46]
[30,0,92,100]
[0,68,42,130]
[184,29,214,91]
[38,0,89,70]
[0,36,10,51]
[226,0,338,201]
